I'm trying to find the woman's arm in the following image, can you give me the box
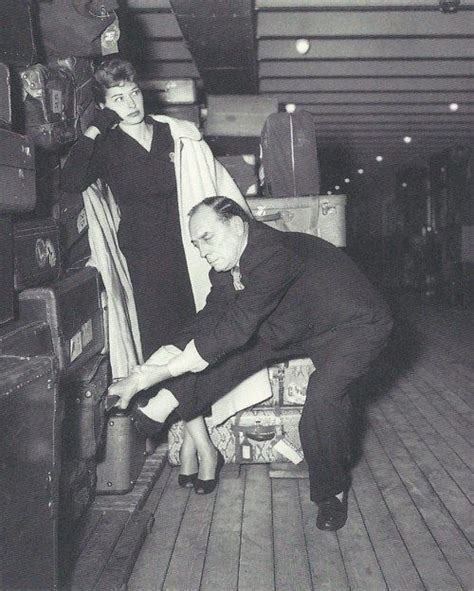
[60,109,121,192]
[60,131,103,192]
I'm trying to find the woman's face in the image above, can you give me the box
[102,80,145,125]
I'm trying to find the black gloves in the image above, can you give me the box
[91,107,122,135]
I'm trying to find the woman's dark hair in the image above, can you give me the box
[92,57,138,104]
[189,196,252,223]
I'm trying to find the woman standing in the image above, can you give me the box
[61,57,250,492]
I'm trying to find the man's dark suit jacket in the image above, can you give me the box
[173,221,392,365]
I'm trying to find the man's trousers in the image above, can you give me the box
[167,321,391,504]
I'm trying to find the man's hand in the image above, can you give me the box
[107,373,142,410]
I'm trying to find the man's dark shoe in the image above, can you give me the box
[316,491,349,531]
[131,405,164,438]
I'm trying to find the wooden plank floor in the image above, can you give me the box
[128,299,474,591]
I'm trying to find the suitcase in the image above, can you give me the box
[269,358,315,406]
[0,319,53,356]
[0,355,61,591]
[0,62,12,128]
[13,218,61,290]
[51,189,88,251]
[205,95,278,137]
[59,456,97,522]
[217,154,258,196]
[0,216,13,326]
[168,406,304,466]
[63,354,110,460]
[96,410,147,494]
[140,78,197,104]
[0,128,36,212]
[248,195,347,248]
[260,110,320,197]
[21,63,78,150]
[0,0,39,67]
[18,267,106,375]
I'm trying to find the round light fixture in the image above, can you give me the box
[357,168,364,174]
[295,38,311,55]
[403,136,412,144]
[344,178,350,183]
[285,103,296,114]
[402,182,407,188]
[327,191,332,195]
[335,185,340,191]
[449,102,459,112]
[376,155,383,162]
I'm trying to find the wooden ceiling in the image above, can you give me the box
[123,0,474,177]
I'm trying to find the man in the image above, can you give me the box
[109,196,392,531]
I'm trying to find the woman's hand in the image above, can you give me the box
[107,374,142,410]
[90,107,122,136]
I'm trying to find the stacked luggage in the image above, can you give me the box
[0,6,134,585]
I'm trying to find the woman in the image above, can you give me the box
[61,57,250,493]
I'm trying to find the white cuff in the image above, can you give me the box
[167,339,208,377]
[131,364,160,391]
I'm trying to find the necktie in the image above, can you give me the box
[231,265,245,291]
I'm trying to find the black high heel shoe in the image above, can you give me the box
[178,473,198,488]
[194,450,225,495]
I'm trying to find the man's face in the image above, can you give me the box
[102,81,145,125]
[190,206,245,272]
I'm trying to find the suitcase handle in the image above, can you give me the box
[254,212,282,223]
[245,423,277,442]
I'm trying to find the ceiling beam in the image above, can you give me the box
[169,0,258,94]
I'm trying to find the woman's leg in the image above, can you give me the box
[180,421,198,476]
[184,416,219,481]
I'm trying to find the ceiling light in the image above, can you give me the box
[327,191,332,195]
[402,182,408,188]
[357,168,364,174]
[449,102,459,112]
[295,38,311,55]
[344,178,350,183]
[335,185,340,191]
[376,155,383,162]
[439,0,461,14]
[285,103,296,114]
[403,136,412,144]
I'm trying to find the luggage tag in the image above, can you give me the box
[272,434,304,464]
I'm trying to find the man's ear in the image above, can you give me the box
[230,216,246,236]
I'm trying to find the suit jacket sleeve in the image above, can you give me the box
[193,242,304,364]
[171,267,235,351]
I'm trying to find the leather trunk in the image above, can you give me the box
[0,128,36,212]
[18,267,105,375]
[0,216,14,326]
[63,354,110,460]
[0,355,61,590]
[96,410,147,494]
[0,319,53,356]
[13,217,61,290]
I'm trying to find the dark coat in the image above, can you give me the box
[174,221,392,364]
